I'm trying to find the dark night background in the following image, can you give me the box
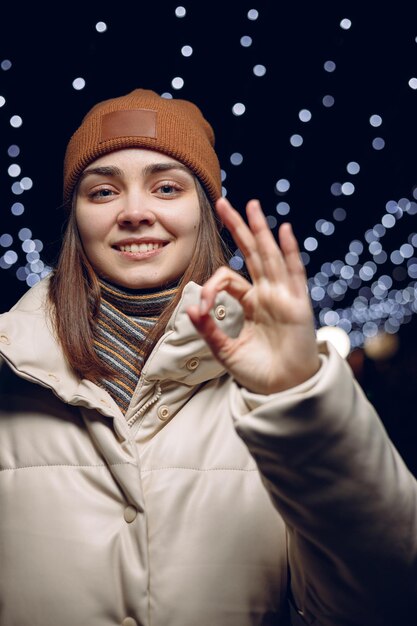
[1,2,417,474]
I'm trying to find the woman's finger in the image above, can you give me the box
[187,305,234,363]
[278,223,308,298]
[245,199,286,283]
[215,197,265,282]
[217,197,289,284]
[199,266,252,314]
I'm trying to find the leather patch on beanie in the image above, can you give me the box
[100,109,157,142]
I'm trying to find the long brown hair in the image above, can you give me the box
[48,179,232,381]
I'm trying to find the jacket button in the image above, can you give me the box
[122,618,138,626]
[0,334,10,344]
[186,357,200,371]
[157,405,170,421]
[214,304,226,320]
[124,505,137,523]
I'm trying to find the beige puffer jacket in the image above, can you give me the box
[0,278,416,626]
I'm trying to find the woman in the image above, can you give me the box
[0,88,416,626]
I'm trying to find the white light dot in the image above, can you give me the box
[72,77,86,90]
[8,144,20,157]
[171,76,184,89]
[253,64,266,77]
[240,35,252,47]
[299,109,312,122]
[266,215,278,229]
[10,115,23,128]
[324,60,336,72]
[230,256,244,270]
[0,234,13,247]
[350,240,363,254]
[181,45,193,57]
[16,267,27,280]
[1,59,12,71]
[372,137,385,150]
[408,263,417,278]
[322,221,335,236]
[373,223,386,237]
[175,6,186,17]
[369,114,382,127]
[408,77,417,90]
[345,251,358,265]
[340,18,352,30]
[11,182,23,195]
[381,214,396,228]
[340,265,354,279]
[232,102,246,116]
[230,152,243,166]
[369,241,382,255]
[330,182,342,196]
[8,164,21,177]
[161,92,173,99]
[19,227,32,240]
[95,21,107,32]
[400,243,414,258]
[341,182,355,196]
[333,207,346,221]
[359,265,375,280]
[323,310,340,326]
[247,9,259,20]
[0,96,5,107]
[276,178,290,193]
[4,250,18,265]
[11,202,24,215]
[22,239,35,253]
[311,286,325,301]
[346,161,360,174]
[322,95,335,107]
[33,239,44,252]
[20,177,33,190]
[26,273,41,287]
[276,201,290,215]
[362,321,378,338]
[304,237,318,252]
[290,134,303,147]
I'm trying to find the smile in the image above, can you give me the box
[115,242,165,253]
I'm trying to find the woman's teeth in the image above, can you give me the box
[118,242,164,253]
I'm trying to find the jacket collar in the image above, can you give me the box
[0,277,244,415]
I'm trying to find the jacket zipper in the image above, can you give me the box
[127,383,162,428]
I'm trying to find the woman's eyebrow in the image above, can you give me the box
[79,162,192,182]
[142,162,192,177]
[79,165,123,181]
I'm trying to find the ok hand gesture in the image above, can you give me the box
[187,197,320,395]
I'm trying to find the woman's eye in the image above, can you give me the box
[156,183,181,195]
[89,188,115,200]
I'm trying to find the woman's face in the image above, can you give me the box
[75,149,201,289]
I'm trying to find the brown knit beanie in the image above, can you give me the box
[63,88,222,205]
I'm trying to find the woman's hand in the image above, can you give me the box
[187,197,320,394]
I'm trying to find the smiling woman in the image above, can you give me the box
[75,150,201,290]
[0,88,416,626]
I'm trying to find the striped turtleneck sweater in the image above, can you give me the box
[93,278,178,415]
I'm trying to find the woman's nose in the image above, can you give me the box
[116,195,156,227]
